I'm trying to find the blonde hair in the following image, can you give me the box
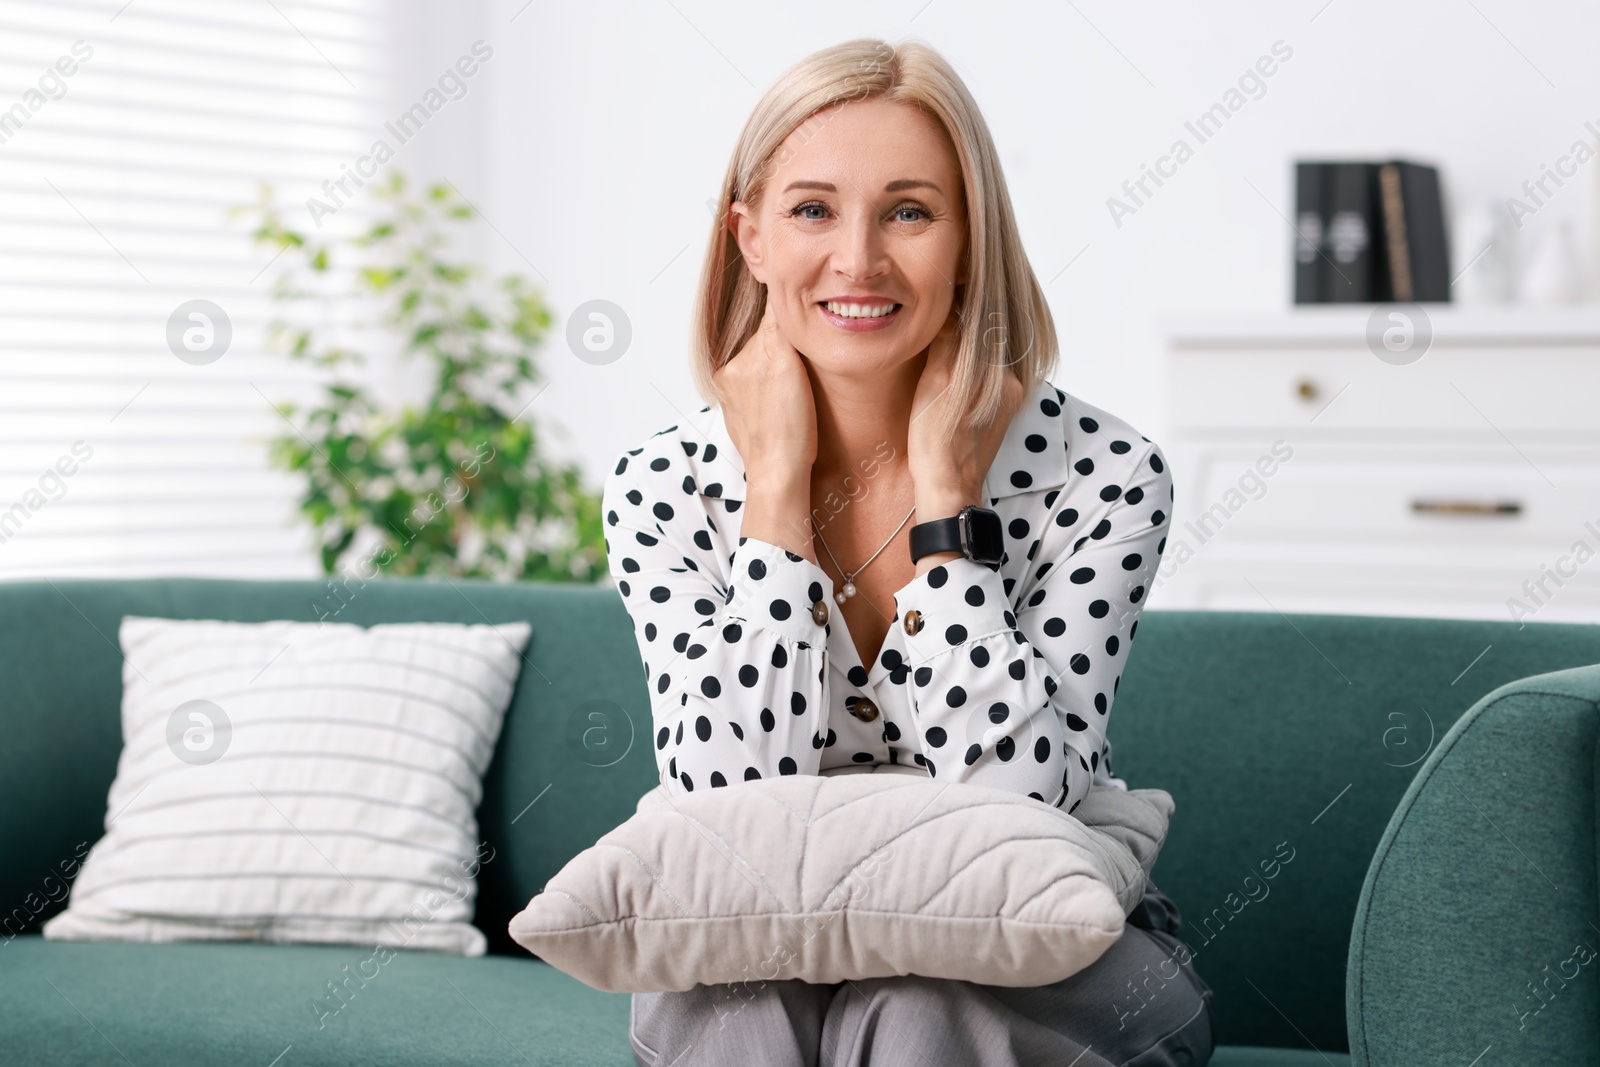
[689,37,1058,441]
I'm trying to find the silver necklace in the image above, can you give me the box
[814,505,918,604]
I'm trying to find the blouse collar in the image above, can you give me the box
[681,377,1074,505]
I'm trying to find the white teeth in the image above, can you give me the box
[823,301,898,319]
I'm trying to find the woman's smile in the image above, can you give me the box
[817,299,904,332]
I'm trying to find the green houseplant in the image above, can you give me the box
[234,172,604,585]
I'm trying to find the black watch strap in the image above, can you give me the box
[908,515,964,563]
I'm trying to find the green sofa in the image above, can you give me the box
[1,575,1595,1065]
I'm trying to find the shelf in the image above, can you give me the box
[1158,305,1600,348]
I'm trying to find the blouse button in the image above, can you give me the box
[849,697,879,722]
[902,609,923,635]
[811,599,830,626]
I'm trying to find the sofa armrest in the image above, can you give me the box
[1346,661,1600,1066]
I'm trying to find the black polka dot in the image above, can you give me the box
[926,727,947,747]
[778,757,797,775]
[964,585,985,607]
[738,664,759,687]
[945,624,967,645]
[927,565,948,588]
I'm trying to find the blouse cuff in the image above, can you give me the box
[726,536,836,647]
[891,555,1013,666]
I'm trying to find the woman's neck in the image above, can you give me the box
[805,351,924,483]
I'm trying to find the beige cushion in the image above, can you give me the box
[508,772,1173,992]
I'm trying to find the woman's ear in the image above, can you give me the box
[728,199,766,285]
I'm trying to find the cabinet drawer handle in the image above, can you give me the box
[1410,499,1522,517]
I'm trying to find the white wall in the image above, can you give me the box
[421,0,1600,490]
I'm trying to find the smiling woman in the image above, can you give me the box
[608,36,1214,1067]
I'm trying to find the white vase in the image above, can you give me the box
[1517,219,1588,305]
[1452,200,1513,304]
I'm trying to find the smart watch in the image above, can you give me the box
[908,505,1004,570]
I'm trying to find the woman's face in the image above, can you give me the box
[730,96,968,382]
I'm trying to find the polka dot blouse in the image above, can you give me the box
[601,378,1173,816]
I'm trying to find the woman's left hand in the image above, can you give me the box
[908,305,1026,517]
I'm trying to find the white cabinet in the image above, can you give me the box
[1156,306,1600,623]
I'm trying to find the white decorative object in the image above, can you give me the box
[44,616,531,954]
[1451,200,1513,304]
[508,771,1172,993]
[1517,219,1587,305]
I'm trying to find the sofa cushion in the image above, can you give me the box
[43,616,530,955]
[0,935,633,1066]
[0,934,1349,1067]
[510,771,1173,992]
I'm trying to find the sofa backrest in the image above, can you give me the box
[0,576,1595,1053]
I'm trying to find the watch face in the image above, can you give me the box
[961,507,1004,567]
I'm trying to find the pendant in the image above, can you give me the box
[841,580,856,602]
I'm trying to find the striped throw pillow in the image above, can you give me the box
[43,615,531,955]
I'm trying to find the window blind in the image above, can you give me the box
[0,0,393,577]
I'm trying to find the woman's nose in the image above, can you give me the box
[833,211,890,280]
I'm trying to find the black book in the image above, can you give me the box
[1293,162,1330,303]
[1322,163,1376,302]
[1375,160,1450,302]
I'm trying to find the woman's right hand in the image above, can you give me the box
[713,295,817,486]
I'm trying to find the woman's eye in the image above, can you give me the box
[788,202,931,223]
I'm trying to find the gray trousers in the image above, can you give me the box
[629,880,1215,1067]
